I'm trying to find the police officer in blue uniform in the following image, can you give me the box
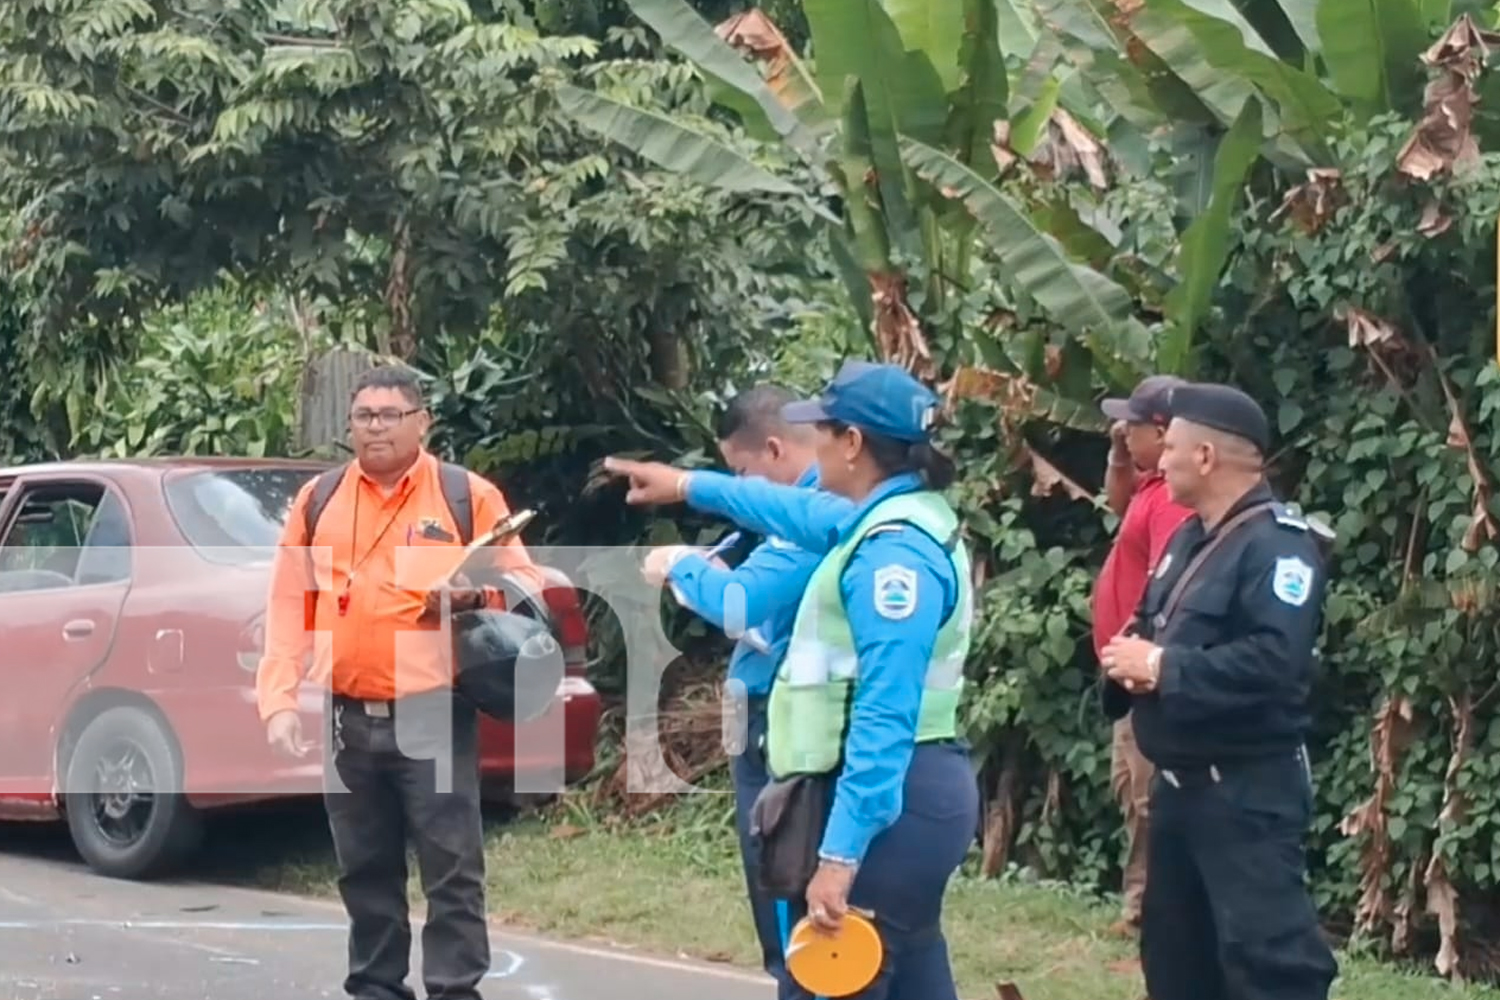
[1099,382,1339,1000]
[641,386,830,997]
[607,361,979,1000]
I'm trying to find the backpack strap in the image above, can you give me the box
[437,461,474,545]
[303,463,350,543]
[304,459,473,545]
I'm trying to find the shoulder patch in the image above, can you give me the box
[1271,556,1314,607]
[873,564,918,620]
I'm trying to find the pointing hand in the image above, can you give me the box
[601,457,690,506]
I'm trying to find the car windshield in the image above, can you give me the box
[164,467,322,563]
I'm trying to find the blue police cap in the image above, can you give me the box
[1166,382,1270,453]
[781,360,939,444]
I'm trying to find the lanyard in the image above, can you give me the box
[337,484,417,617]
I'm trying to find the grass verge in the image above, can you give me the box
[221,795,1497,1000]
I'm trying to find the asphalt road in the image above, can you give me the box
[0,823,774,1000]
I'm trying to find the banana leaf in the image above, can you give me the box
[1138,0,1342,162]
[555,85,803,196]
[1315,0,1426,117]
[900,136,1152,386]
[947,0,1009,170]
[884,0,969,93]
[1039,0,1221,128]
[804,0,948,261]
[622,0,824,159]
[1159,97,1264,374]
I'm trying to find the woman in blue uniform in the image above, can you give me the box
[606,360,980,1000]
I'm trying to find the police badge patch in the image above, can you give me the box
[1271,556,1314,607]
[873,565,918,620]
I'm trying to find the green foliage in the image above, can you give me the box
[70,281,335,460]
[0,0,826,456]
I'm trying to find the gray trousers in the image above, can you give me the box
[324,691,489,1000]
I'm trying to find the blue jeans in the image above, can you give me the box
[732,696,793,995]
[784,742,979,1000]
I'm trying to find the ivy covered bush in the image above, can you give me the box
[941,113,1500,978]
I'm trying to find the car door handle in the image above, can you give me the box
[62,619,95,640]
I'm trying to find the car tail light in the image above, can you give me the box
[237,612,265,673]
[537,568,588,677]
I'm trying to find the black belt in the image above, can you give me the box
[1158,745,1309,789]
[331,689,451,718]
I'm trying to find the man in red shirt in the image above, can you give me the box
[1092,374,1193,934]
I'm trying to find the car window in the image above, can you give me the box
[0,482,121,592]
[163,468,321,564]
[75,489,133,585]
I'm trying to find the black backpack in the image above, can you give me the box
[302,461,474,544]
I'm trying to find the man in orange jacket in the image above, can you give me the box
[257,364,546,1000]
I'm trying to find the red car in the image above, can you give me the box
[0,456,601,879]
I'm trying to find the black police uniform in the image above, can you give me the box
[1101,385,1339,1000]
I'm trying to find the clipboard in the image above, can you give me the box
[443,508,536,585]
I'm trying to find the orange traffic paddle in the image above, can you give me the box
[785,910,883,997]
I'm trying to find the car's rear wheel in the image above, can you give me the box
[62,706,204,880]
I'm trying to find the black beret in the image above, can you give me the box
[1166,382,1270,453]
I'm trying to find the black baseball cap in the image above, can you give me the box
[1100,375,1184,426]
[1166,382,1271,453]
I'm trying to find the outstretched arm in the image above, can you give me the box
[684,471,854,554]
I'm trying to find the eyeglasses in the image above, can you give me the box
[349,407,421,429]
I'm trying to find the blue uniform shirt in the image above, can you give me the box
[666,465,823,697]
[685,470,961,865]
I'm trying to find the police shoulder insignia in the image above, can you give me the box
[1271,502,1309,531]
[873,564,919,620]
[1271,556,1314,607]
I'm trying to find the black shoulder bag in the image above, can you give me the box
[747,689,852,899]
[1154,501,1274,630]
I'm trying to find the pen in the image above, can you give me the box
[704,531,742,560]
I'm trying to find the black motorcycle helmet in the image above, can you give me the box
[450,609,565,724]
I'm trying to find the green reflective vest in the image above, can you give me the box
[765,488,972,779]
